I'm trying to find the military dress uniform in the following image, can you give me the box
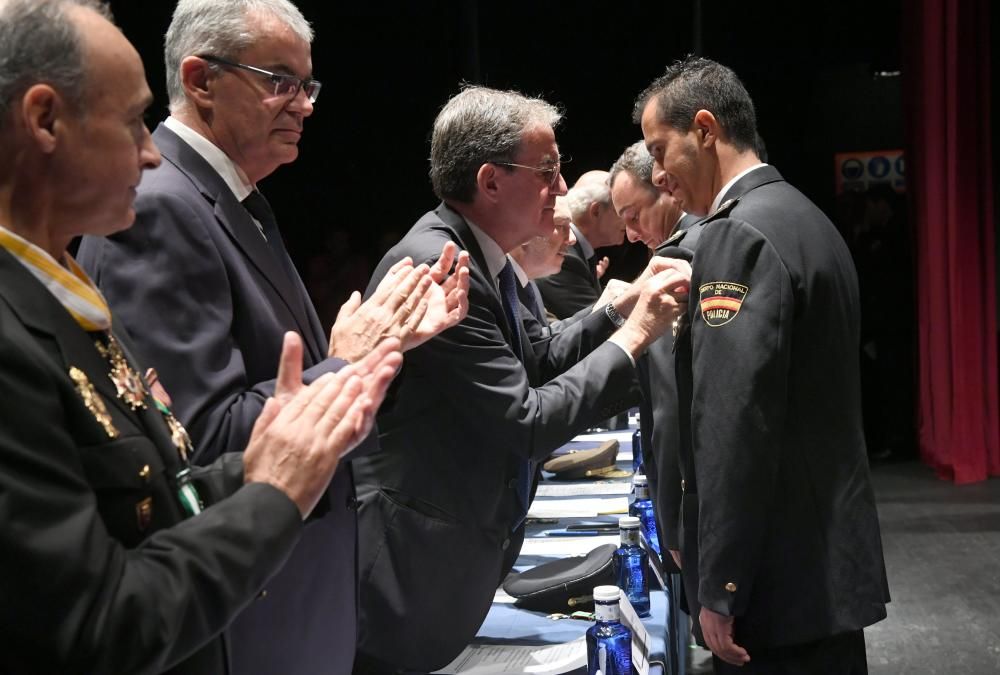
[0,236,301,675]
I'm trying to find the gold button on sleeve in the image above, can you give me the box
[725,582,737,593]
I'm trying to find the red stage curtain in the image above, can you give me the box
[903,0,999,483]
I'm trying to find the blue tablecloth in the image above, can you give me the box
[460,426,690,675]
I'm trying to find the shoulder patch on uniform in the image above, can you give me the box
[704,196,741,223]
[699,281,748,326]
[663,228,686,246]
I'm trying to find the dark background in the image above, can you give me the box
[110,0,1000,458]
[109,0,906,280]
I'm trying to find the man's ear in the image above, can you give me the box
[476,162,500,203]
[588,200,601,219]
[180,56,216,109]
[20,84,63,154]
[692,109,719,148]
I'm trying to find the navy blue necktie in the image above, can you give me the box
[497,259,533,529]
[497,259,524,362]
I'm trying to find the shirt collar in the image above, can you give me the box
[571,222,594,259]
[0,224,111,331]
[710,163,768,214]
[508,257,530,288]
[164,116,255,202]
[464,218,509,282]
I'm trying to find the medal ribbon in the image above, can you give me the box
[0,226,111,331]
[0,227,203,516]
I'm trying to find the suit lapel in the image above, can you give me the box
[434,204,518,348]
[153,125,325,363]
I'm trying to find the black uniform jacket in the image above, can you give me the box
[636,212,702,556]
[670,166,890,649]
[352,202,636,671]
[534,237,602,319]
[0,248,301,674]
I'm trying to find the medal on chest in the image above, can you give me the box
[95,333,147,410]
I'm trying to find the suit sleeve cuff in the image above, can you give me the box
[607,340,636,368]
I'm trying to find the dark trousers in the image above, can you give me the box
[713,629,868,675]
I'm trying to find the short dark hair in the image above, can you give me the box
[633,55,758,153]
[0,0,113,132]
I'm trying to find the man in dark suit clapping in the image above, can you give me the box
[352,85,692,673]
[77,1,468,673]
[0,2,401,673]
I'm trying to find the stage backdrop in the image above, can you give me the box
[904,0,999,483]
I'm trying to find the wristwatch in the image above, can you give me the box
[604,303,626,328]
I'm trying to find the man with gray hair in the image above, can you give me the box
[610,140,699,250]
[77,0,469,673]
[0,1,401,673]
[351,85,691,672]
[534,170,626,318]
[607,140,703,574]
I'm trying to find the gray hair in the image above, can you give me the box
[0,0,112,132]
[563,177,611,221]
[430,85,562,204]
[165,0,313,113]
[608,141,657,197]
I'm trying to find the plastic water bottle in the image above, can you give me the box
[629,474,661,557]
[614,516,650,617]
[586,585,633,675]
[631,429,643,474]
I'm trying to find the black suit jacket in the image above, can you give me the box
[672,166,889,649]
[534,237,601,319]
[352,203,636,671]
[0,248,301,675]
[636,212,702,555]
[77,124,370,675]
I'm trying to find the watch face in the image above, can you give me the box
[606,304,625,327]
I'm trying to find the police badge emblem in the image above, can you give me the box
[699,281,748,326]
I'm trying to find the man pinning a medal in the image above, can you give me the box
[0,2,401,673]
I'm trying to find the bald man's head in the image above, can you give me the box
[563,169,625,249]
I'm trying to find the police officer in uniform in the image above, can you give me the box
[635,56,890,673]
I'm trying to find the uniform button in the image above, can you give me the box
[507,478,518,489]
[258,589,268,600]
[501,538,510,551]
[139,464,151,481]
[346,496,361,511]
[681,479,686,492]
[724,582,737,593]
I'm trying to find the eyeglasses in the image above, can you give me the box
[199,54,322,104]
[493,155,571,188]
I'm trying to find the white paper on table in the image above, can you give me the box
[519,534,620,557]
[432,637,587,675]
[527,496,629,519]
[575,430,634,443]
[493,586,517,603]
[535,482,632,497]
[617,591,651,675]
